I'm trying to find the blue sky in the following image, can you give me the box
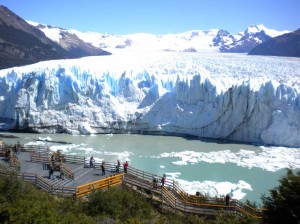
[1,0,299,34]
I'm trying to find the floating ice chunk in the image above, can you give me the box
[38,136,53,141]
[160,165,165,168]
[172,161,188,166]
[154,146,300,172]
[102,150,133,162]
[176,179,252,200]
[24,141,46,146]
[165,172,181,179]
[237,180,252,191]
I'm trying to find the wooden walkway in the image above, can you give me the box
[0,144,124,197]
[0,143,264,220]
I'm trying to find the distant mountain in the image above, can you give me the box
[220,24,290,53]
[248,28,300,57]
[28,22,111,58]
[0,5,293,70]
[68,24,290,54]
[0,5,110,69]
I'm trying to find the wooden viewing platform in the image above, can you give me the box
[0,143,265,220]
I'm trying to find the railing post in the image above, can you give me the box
[161,186,164,213]
[173,180,175,191]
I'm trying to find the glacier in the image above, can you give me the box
[0,51,299,147]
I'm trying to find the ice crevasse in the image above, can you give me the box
[0,52,299,147]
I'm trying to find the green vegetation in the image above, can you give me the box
[261,169,300,224]
[0,172,93,224]
[3,169,298,223]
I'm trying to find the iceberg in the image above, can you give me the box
[0,52,299,147]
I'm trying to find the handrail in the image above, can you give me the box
[61,164,74,179]
[124,166,264,219]
[76,173,124,197]
[161,186,177,208]
[0,168,76,197]
[4,144,264,219]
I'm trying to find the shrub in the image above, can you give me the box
[261,169,300,224]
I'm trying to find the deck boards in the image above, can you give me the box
[0,151,119,188]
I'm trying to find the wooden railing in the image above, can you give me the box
[61,164,74,179]
[1,144,265,219]
[124,166,264,219]
[76,173,124,198]
[0,169,76,197]
[64,154,85,164]
[30,151,49,164]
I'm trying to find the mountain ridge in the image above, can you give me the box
[248,28,300,57]
[0,4,294,70]
[0,5,110,70]
[29,19,290,54]
[68,24,290,54]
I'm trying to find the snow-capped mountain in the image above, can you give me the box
[220,24,290,53]
[26,21,110,57]
[0,5,110,70]
[0,52,299,147]
[249,28,300,57]
[71,24,289,53]
[29,21,290,54]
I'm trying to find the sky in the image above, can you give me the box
[0,0,299,35]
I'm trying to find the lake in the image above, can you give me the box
[3,132,299,206]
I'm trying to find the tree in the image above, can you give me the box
[261,169,300,224]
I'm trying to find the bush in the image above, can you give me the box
[0,173,93,224]
[261,169,300,224]
[85,186,153,222]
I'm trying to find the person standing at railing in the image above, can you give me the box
[48,167,54,180]
[225,193,231,206]
[90,156,95,168]
[101,161,105,175]
[116,160,120,172]
[123,161,128,173]
[161,174,166,187]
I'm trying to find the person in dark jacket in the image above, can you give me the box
[101,162,105,175]
[225,193,231,206]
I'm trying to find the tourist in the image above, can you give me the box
[225,193,231,206]
[51,154,55,162]
[90,156,95,168]
[49,167,54,180]
[123,161,128,173]
[116,160,120,172]
[5,148,11,162]
[101,161,105,175]
[153,175,158,188]
[161,174,166,187]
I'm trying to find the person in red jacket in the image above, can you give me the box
[123,161,128,173]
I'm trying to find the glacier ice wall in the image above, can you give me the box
[0,52,299,147]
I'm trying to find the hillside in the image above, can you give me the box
[248,28,300,57]
[0,5,110,69]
